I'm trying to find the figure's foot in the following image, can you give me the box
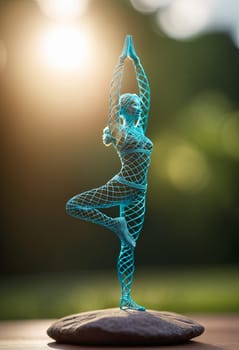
[120,296,146,311]
[113,217,136,249]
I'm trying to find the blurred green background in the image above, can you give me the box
[1,0,239,319]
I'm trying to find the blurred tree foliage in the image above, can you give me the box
[1,0,239,274]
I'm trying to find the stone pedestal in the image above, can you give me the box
[47,308,204,346]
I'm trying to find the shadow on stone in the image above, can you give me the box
[47,341,223,350]
[188,342,224,350]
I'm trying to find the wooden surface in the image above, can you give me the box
[0,315,238,349]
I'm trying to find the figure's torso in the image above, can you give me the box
[116,127,153,185]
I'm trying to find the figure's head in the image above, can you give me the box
[119,93,141,122]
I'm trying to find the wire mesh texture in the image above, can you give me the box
[66,35,153,311]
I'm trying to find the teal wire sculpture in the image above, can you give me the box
[66,35,153,311]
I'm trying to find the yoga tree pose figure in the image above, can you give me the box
[66,35,153,311]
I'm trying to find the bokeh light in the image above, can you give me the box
[131,0,239,48]
[221,114,239,159]
[166,144,209,193]
[153,134,209,193]
[157,0,212,39]
[40,25,91,72]
[36,0,89,21]
[179,92,231,155]
[130,0,172,14]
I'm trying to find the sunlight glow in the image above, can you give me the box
[41,25,91,72]
[36,0,88,21]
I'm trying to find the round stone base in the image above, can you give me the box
[47,308,204,346]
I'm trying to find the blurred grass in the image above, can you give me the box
[0,265,238,320]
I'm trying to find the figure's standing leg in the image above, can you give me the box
[117,191,146,310]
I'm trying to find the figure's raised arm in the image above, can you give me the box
[107,36,129,143]
[128,36,150,132]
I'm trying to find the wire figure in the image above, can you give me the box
[66,35,153,311]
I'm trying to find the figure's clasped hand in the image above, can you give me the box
[119,35,130,62]
[120,35,140,63]
[102,126,113,146]
[127,35,140,64]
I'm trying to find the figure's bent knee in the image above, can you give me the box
[65,198,74,216]
[65,197,84,217]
